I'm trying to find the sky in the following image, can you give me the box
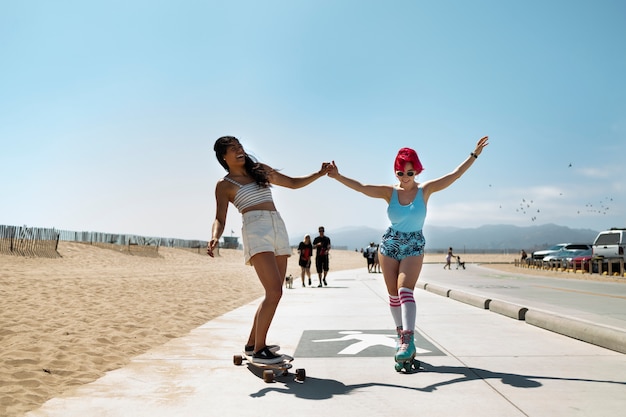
[1,0,625,243]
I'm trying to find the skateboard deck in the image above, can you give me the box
[233,352,305,383]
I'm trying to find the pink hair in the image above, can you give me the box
[394,147,424,174]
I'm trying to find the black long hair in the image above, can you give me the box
[213,136,270,186]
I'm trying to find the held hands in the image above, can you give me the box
[327,161,339,178]
[319,162,332,175]
[473,136,489,157]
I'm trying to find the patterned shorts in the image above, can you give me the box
[379,228,425,261]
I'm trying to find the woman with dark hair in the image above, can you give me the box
[327,136,489,370]
[297,234,313,287]
[207,136,330,364]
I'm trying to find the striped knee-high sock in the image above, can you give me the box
[389,294,402,329]
[399,287,416,331]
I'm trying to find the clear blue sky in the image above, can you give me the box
[1,0,624,242]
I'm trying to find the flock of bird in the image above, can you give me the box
[496,163,614,223]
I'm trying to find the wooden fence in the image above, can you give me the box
[1,225,210,258]
[58,229,162,257]
[0,225,61,258]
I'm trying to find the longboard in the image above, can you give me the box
[233,352,305,383]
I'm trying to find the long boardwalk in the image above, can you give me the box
[26,264,626,417]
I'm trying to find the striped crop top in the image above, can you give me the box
[223,177,274,213]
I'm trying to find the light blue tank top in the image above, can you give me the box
[387,187,427,233]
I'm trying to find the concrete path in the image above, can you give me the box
[26,265,626,417]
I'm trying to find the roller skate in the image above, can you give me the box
[394,330,420,373]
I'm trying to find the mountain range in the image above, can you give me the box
[290,223,601,253]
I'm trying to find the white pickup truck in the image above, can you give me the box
[592,228,626,264]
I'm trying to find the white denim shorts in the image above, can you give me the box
[241,210,291,265]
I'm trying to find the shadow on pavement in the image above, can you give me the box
[248,361,626,399]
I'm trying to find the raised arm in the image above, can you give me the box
[422,136,488,201]
[265,162,331,189]
[327,161,393,202]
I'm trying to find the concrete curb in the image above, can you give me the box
[489,299,528,321]
[448,290,490,309]
[525,309,626,354]
[420,281,626,354]
[424,283,450,297]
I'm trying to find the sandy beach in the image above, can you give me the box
[1,242,367,416]
[0,243,616,416]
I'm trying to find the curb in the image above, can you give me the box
[525,309,626,354]
[448,289,490,309]
[420,283,626,354]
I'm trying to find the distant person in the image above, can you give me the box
[313,226,331,287]
[520,249,528,265]
[456,256,465,269]
[365,242,376,272]
[327,135,489,365]
[373,244,381,273]
[297,234,313,286]
[207,136,330,364]
[444,247,455,270]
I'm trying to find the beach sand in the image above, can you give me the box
[1,242,367,416]
[0,244,616,416]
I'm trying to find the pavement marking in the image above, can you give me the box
[533,285,626,300]
[294,329,445,358]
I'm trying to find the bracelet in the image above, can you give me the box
[471,152,478,159]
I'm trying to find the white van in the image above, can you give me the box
[592,228,626,262]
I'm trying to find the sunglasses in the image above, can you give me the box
[396,171,416,177]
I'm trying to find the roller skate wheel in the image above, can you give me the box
[233,355,243,366]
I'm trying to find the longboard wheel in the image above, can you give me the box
[233,355,243,366]
[262,369,275,383]
[295,368,306,382]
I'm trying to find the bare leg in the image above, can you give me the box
[245,252,288,352]
[379,253,424,295]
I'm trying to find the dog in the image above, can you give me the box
[285,274,293,289]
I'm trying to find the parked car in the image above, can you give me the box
[571,249,595,271]
[592,228,626,274]
[543,248,590,266]
[532,243,568,260]
[592,228,626,262]
[532,243,591,260]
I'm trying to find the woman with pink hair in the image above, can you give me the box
[327,136,488,371]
